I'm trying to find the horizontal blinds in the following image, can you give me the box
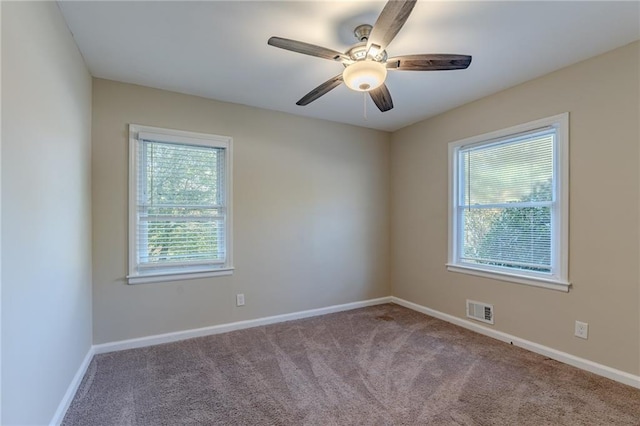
[137,139,226,269]
[458,129,555,273]
[459,129,554,206]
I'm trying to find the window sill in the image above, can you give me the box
[446,264,570,292]
[127,267,234,285]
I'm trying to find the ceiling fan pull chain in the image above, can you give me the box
[363,92,368,120]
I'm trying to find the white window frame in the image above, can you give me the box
[127,124,233,284]
[447,113,569,292]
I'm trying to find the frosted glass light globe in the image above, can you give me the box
[342,60,387,92]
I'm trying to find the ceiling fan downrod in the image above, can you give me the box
[354,24,372,42]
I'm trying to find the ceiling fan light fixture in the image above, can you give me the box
[342,60,387,92]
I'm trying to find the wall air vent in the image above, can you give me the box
[466,300,494,324]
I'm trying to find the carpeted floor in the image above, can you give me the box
[63,304,640,425]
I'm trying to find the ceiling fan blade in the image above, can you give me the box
[369,84,394,112]
[386,54,472,71]
[296,74,344,106]
[268,37,349,62]
[366,0,417,55]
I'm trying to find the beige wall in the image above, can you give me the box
[92,79,391,344]
[1,2,93,424]
[391,41,640,375]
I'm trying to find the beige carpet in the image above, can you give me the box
[63,304,640,425]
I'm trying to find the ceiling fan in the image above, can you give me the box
[267,0,472,113]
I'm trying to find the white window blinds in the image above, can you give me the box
[128,125,233,284]
[136,138,227,271]
[457,128,555,274]
[448,113,568,290]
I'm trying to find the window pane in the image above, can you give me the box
[141,141,225,207]
[457,128,556,276]
[140,215,225,266]
[462,206,551,273]
[137,139,226,268]
[460,133,554,206]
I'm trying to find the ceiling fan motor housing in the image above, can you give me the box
[346,43,387,63]
[349,25,388,62]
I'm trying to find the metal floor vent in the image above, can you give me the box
[466,300,494,324]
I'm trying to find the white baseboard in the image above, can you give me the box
[391,296,640,390]
[50,345,95,425]
[94,296,392,354]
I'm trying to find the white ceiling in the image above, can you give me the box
[58,1,639,132]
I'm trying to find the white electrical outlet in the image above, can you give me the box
[236,293,245,307]
[575,321,588,339]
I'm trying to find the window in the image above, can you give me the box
[128,125,233,284]
[448,113,569,291]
